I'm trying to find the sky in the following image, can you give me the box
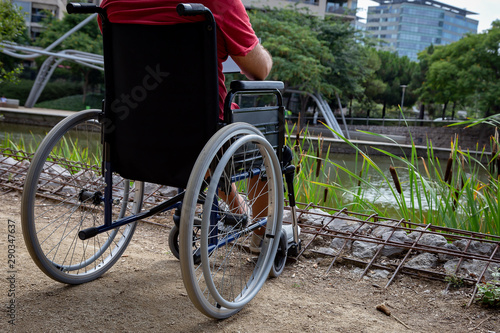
[356,0,500,33]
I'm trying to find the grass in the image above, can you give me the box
[286,115,500,235]
[285,123,386,216]
[1,132,101,174]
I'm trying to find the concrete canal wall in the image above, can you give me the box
[301,122,496,160]
[1,106,496,160]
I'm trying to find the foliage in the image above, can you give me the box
[284,115,500,234]
[419,22,500,117]
[0,79,82,105]
[249,7,334,96]
[285,123,385,215]
[371,50,420,117]
[476,268,500,307]
[1,132,100,171]
[0,0,26,84]
[319,17,378,101]
[34,93,104,111]
[250,7,379,101]
[444,274,464,288]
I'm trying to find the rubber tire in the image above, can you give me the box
[269,229,287,278]
[179,122,283,319]
[168,224,201,265]
[21,110,143,284]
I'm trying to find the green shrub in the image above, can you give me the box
[476,268,500,307]
[34,94,103,111]
[0,79,83,105]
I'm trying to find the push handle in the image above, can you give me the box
[176,3,208,16]
[67,2,102,14]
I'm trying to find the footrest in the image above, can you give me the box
[79,227,99,240]
[223,213,248,227]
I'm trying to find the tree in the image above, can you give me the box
[35,11,103,102]
[371,50,419,118]
[249,7,380,123]
[319,17,378,102]
[0,1,26,84]
[420,22,500,117]
[249,8,334,96]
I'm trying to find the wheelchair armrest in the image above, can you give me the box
[230,80,284,91]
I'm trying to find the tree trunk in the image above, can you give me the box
[486,107,492,117]
[451,102,456,120]
[419,104,425,126]
[382,100,386,119]
[82,71,89,105]
[441,101,448,119]
[299,94,309,130]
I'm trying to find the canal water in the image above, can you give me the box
[324,152,431,212]
[0,122,51,144]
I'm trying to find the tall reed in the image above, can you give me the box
[285,117,499,235]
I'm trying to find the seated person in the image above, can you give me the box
[99,0,273,120]
[99,0,273,247]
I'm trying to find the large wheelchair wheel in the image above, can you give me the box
[21,110,144,284]
[180,123,283,319]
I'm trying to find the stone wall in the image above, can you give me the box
[348,124,495,151]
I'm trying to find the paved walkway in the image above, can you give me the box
[0,106,80,127]
[0,106,77,117]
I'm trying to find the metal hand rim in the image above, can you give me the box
[201,133,282,309]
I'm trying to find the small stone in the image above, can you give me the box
[158,186,178,197]
[299,208,330,227]
[372,222,398,238]
[283,209,299,223]
[329,218,362,234]
[418,233,447,248]
[408,227,426,240]
[330,238,351,252]
[379,230,411,257]
[316,247,336,256]
[368,269,390,279]
[452,239,495,257]
[438,243,460,261]
[406,253,439,269]
[352,240,379,259]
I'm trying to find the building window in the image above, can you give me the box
[288,0,320,6]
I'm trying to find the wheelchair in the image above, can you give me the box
[21,3,300,319]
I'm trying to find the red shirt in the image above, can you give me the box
[99,0,259,119]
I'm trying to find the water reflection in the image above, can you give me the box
[326,153,440,212]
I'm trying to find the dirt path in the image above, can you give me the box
[1,191,498,333]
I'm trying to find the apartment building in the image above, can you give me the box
[366,0,478,61]
[242,0,359,20]
[11,0,68,40]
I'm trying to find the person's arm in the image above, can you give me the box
[232,43,273,81]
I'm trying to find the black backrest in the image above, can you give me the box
[101,19,219,188]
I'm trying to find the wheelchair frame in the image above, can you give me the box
[21,2,300,320]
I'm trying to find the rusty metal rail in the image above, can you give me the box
[283,202,500,306]
[2,147,500,306]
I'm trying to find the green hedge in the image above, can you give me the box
[34,94,104,111]
[0,79,82,106]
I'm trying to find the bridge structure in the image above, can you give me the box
[0,13,102,108]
